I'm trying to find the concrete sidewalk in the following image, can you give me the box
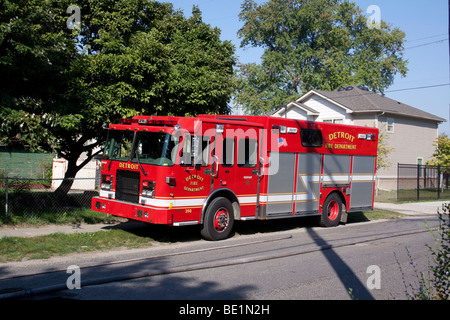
[0,223,116,239]
[374,201,448,216]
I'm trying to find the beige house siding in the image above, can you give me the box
[352,113,378,127]
[377,114,438,173]
[302,96,352,124]
[280,105,309,120]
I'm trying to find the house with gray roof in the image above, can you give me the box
[270,85,446,190]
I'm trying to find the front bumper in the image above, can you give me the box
[91,196,173,225]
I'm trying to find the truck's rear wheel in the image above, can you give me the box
[319,193,342,227]
[201,197,234,241]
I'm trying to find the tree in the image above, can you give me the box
[376,129,394,172]
[0,0,236,194]
[428,134,450,169]
[236,0,408,114]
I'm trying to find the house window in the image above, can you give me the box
[387,118,394,133]
[417,158,423,178]
[323,119,344,124]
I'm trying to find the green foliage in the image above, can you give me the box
[0,0,236,187]
[396,204,450,300]
[426,204,450,300]
[427,134,450,170]
[376,129,394,171]
[236,0,408,114]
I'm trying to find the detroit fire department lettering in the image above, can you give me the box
[328,132,355,142]
[326,131,357,150]
[184,175,205,192]
[118,162,139,170]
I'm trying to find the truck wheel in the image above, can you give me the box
[319,193,342,227]
[201,197,234,241]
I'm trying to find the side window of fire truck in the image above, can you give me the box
[104,130,134,161]
[300,129,323,148]
[237,138,258,167]
[181,135,210,167]
[222,138,235,167]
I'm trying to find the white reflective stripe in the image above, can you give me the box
[99,190,115,199]
[296,193,316,201]
[323,175,350,183]
[352,175,375,182]
[238,196,258,204]
[267,194,293,202]
[172,198,205,207]
[296,175,320,201]
[140,197,205,208]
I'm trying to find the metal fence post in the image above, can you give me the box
[438,164,441,199]
[5,176,8,219]
[417,164,420,201]
[397,163,399,201]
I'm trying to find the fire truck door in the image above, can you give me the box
[211,134,237,191]
[211,127,262,216]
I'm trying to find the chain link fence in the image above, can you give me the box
[397,164,450,201]
[0,176,99,223]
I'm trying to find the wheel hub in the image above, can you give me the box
[214,208,229,232]
[327,200,339,221]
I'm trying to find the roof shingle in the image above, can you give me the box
[308,85,445,122]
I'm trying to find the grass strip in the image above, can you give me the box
[0,229,155,263]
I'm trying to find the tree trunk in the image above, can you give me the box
[53,156,80,198]
[53,137,102,197]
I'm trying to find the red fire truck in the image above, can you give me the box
[92,115,378,240]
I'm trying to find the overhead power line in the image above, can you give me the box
[406,33,448,43]
[385,83,450,93]
[405,38,449,50]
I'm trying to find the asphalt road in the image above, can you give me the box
[0,215,442,303]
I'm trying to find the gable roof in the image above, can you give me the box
[268,101,319,117]
[298,85,446,123]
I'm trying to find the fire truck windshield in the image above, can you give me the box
[131,131,179,166]
[103,130,179,166]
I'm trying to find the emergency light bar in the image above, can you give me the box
[119,118,178,126]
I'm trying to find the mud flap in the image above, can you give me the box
[340,207,348,224]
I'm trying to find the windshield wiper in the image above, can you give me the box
[135,150,148,176]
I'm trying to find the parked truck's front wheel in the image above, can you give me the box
[201,197,234,241]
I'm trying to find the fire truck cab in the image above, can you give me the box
[92,115,378,240]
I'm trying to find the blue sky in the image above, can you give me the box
[168,0,450,135]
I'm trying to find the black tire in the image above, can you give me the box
[319,193,342,227]
[201,197,234,241]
